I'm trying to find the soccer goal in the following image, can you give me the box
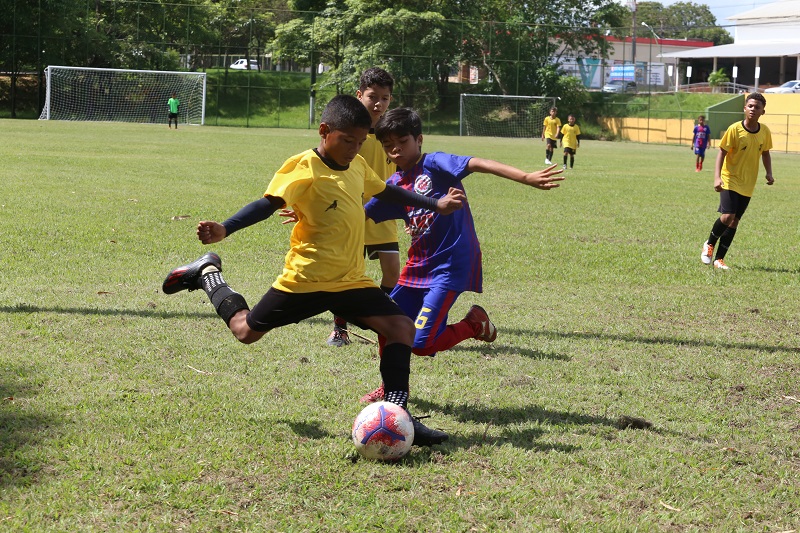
[459,94,557,138]
[39,66,206,125]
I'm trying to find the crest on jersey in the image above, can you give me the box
[414,174,433,195]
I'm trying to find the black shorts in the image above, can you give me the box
[168,112,178,119]
[718,189,751,219]
[365,242,400,260]
[563,147,576,155]
[545,138,558,149]
[246,286,405,333]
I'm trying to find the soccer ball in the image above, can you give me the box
[352,401,415,461]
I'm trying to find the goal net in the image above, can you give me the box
[459,94,557,138]
[39,66,206,125]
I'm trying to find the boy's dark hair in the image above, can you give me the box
[359,67,394,94]
[746,92,767,107]
[550,107,558,112]
[320,94,372,131]
[374,107,422,141]
[698,115,705,120]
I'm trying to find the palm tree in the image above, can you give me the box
[707,69,730,93]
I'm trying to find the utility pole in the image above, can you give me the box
[630,0,637,71]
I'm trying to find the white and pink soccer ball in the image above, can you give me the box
[352,401,414,461]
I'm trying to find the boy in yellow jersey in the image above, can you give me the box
[541,107,561,165]
[167,92,179,129]
[559,114,581,170]
[162,95,465,446]
[700,93,774,270]
[326,67,400,347]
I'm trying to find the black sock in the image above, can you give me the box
[707,218,729,246]
[380,343,411,409]
[201,270,249,325]
[570,156,575,168]
[563,155,567,165]
[715,227,737,260]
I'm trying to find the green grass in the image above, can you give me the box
[1,120,799,531]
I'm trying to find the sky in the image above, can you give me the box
[661,0,777,26]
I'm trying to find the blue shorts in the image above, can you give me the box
[390,285,462,352]
[694,146,706,157]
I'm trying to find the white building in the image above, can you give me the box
[661,0,800,89]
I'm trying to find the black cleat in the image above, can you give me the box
[162,252,222,294]
[410,415,449,446]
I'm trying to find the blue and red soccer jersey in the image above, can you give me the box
[693,124,711,155]
[364,152,482,294]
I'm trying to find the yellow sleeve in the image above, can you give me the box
[265,151,314,205]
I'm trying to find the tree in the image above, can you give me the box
[707,68,730,91]
[631,1,733,45]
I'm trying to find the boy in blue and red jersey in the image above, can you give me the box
[359,107,564,402]
[692,115,712,172]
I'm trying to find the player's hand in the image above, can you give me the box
[766,175,775,186]
[713,176,723,192]
[197,221,226,244]
[279,208,299,224]
[435,187,466,215]
[521,164,565,190]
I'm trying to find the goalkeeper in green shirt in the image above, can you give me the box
[167,92,180,129]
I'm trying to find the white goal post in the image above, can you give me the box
[459,94,557,138]
[39,66,206,125]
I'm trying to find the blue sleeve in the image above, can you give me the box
[427,152,472,184]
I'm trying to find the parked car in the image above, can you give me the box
[602,80,637,93]
[764,80,800,93]
[230,59,259,71]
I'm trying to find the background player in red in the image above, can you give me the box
[692,115,712,172]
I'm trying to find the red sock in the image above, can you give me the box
[412,320,476,356]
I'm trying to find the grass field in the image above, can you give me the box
[1,119,799,532]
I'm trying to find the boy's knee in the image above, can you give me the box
[386,315,415,345]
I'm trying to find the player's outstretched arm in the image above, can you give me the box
[197,196,285,244]
[467,158,565,190]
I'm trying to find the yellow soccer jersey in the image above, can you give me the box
[719,121,772,197]
[542,116,562,141]
[360,133,398,246]
[560,123,581,150]
[265,149,387,293]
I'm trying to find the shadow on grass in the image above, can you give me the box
[410,398,685,453]
[502,327,800,355]
[275,419,335,440]
[409,399,617,452]
[0,365,58,488]
[443,343,571,361]
[745,265,800,274]
[0,304,334,327]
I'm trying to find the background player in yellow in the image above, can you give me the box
[541,107,561,165]
[559,114,581,170]
[325,67,400,347]
[700,92,774,270]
